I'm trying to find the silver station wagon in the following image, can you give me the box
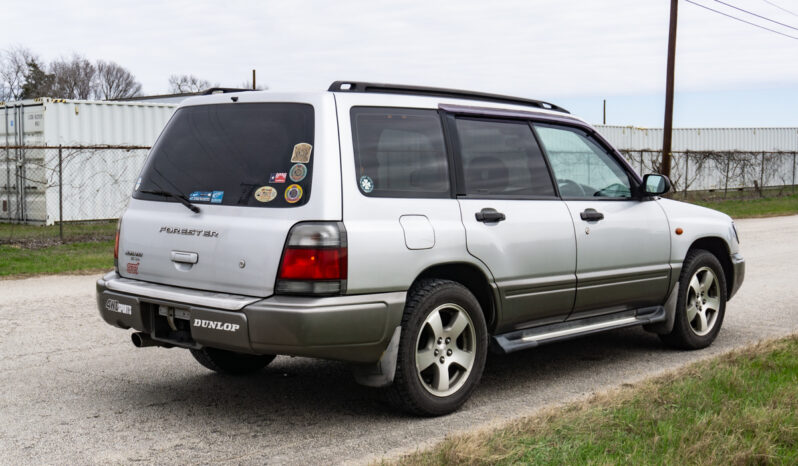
[97,81,745,416]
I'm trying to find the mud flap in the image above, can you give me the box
[643,282,679,335]
[352,326,401,387]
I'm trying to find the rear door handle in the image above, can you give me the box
[580,208,604,222]
[171,251,199,264]
[475,208,506,223]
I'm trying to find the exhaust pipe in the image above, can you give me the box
[131,332,159,348]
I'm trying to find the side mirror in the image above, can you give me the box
[642,174,671,196]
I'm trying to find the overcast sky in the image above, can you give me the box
[3,0,797,126]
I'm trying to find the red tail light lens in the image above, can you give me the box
[279,248,347,280]
[276,222,347,296]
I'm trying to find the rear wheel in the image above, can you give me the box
[660,249,727,350]
[387,279,487,416]
[190,347,276,375]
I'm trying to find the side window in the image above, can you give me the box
[454,118,555,197]
[351,107,450,198]
[533,124,632,198]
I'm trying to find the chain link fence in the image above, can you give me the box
[1,145,797,246]
[1,145,148,246]
[621,150,798,198]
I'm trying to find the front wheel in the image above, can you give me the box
[660,249,727,350]
[387,279,488,416]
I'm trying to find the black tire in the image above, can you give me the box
[387,279,488,416]
[190,347,276,375]
[660,249,727,350]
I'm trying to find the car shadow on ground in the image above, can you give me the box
[96,325,676,428]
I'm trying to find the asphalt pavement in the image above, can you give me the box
[1,215,796,465]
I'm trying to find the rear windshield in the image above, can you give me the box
[134,103,314,208]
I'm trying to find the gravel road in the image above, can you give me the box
[1,215,796,465]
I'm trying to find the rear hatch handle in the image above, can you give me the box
[171,251,199,264]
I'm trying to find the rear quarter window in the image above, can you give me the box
[351,107,450,198]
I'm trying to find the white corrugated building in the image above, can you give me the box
[595,125,798,152]
[1,98,177,224]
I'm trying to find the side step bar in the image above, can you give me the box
[492,306,666,354]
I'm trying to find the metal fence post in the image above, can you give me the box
[760,152,765,196]
[683,151,689,196]
[793,152,796,193]
[59,146,63,242]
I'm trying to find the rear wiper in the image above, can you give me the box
[140,189,201,213]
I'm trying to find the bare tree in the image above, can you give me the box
[50,54,96,99]
[95,60,142,100]
[0,46,39,101]
[240,80,267,91]
[168,74,217,93]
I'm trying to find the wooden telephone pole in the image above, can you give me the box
[662,0,678,179]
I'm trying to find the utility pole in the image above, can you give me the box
[603,99,606,125]
[662,0,678,179]
[252,69,256,90]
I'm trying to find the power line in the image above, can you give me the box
[761,0,798,18]
[714,0,798,31]
[685,0,798,40]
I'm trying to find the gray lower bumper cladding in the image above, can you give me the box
[97,272,406,364]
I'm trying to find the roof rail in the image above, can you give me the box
[328,81,569,114]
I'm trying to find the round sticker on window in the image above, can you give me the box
[134,177,142,191]
[285,184,303,203]
[254,186,277,203]
[289,163,307,182]
[359,175,374,193]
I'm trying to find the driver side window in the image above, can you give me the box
[533,124,632,198]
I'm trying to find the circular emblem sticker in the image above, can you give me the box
[254,186,277,203]
[285,184,303,203]
[289,163,307,182]
[134,177,142,191]
[359,175,374,193]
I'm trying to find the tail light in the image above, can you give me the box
[276,222,347,295]
[114,218,121,272]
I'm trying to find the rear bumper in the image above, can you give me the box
[729,252,745,300]
[96,272,406,363]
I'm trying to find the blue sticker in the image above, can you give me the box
[188,191,212,202]
[211,191,224,204]
[359,175,374,193]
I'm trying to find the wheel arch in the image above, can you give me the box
[412,262,499,332]
[686,236,733,296]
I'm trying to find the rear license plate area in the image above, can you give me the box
[150,304,196,347]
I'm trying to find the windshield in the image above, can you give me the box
[134,103,315,208]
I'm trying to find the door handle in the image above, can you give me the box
[580,208,604,222]
[171,251,199,264]
[475,208,506,223]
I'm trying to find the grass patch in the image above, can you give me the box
[394,335,798,465]
[0,240,113,277]
[0,220,116,247]
[692,192,798,219]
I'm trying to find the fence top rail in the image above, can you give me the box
[1,145,151,150]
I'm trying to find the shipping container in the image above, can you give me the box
[1,98,176,224]
[596,125,798,152]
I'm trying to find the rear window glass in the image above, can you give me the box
[134,103,314,207]
[351,107,450,198]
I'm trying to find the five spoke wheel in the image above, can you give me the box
[685,266,721,336]
[415,303,476,397]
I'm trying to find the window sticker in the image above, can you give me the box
[269,172,287,183]
[291,143,312,163]
[189,191,212,202]
[285,184,303,203]
[359,175,374,193]
[254,186,277,203]
[134,177,142,191]
[210,191,224,204]
[289,163,307,182]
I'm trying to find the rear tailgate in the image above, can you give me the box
[117,93,341,297]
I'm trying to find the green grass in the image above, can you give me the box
[692,192,798,219]
[0,240,113,277]
[0,220,116,245]
[395,335,798,465]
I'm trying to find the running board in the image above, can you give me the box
[492,306,666,354]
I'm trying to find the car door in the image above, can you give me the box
[532,123,671,320]
[445,113,577,332]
